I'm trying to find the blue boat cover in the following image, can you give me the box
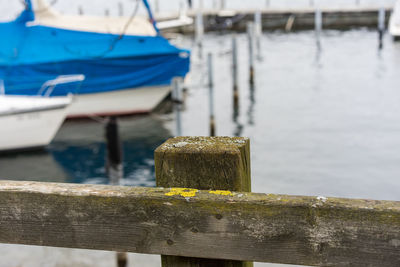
[0,3,190,96]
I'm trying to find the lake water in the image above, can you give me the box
[3,29,399,201]
[1,1,400,266]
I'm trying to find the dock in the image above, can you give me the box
[158,5,393,33]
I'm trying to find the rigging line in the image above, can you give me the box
[109,0,141,50]
[62,0,141,59]
[20,0,59,14]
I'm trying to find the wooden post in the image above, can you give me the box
[207,53,216,137]
[378,7,385,50]
[155,136,253,267]
[195,11,204,59]
[105,116,123,186]
[172,77,183,136]
[247,22,255,86]
[254,11,262,59]
[232,35,239,111]
[315,8,322,49]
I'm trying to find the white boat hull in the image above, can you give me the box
[389,1,400,38]
[0,106,69,152]
[66,85,171,118]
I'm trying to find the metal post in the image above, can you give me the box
[232,35,239,110]
[105,8,110,17]
[0,80,4,95]
[195,11,204,58]
[118,2,123,16]
[155,0,159,13]
[78,6,83,15]
[208,53,216,137]
[378,7,385,50]
[220,0,226,9]
[247,22,255,86]
[172,77,183,137]
[315,9,322,48]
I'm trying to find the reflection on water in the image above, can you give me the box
[0,115,172,186]
[179,29,400,202]
[0,150,69,182]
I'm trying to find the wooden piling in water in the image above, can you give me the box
[378,7,385,49]
[207,53,216,137]
[155,136,253,267]
[315,8,322,48]
[232,35,239,110]
[105,117,127,267]
[105,116,123,186]
[172,77,183,136]
[254,11,262,58]
[195,11,204,58]
[247,22,255,86]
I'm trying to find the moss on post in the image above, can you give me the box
[155,136,253,267]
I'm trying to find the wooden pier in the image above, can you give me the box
[158,6,393,33]
[0,137,399,266]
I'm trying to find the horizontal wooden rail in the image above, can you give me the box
[0,181,399,266]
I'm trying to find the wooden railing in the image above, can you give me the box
[0,137,399,266]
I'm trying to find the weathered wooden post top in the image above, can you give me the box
[155,136,252,266]
[155,136,251,191]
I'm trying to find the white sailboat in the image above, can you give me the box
[1,1,190,119]
[0,76,83,152]
[389,0,400,39]
[0,95,71,152]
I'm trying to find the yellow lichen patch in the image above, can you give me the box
[165,188,198,198]
[209,190,233,196]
